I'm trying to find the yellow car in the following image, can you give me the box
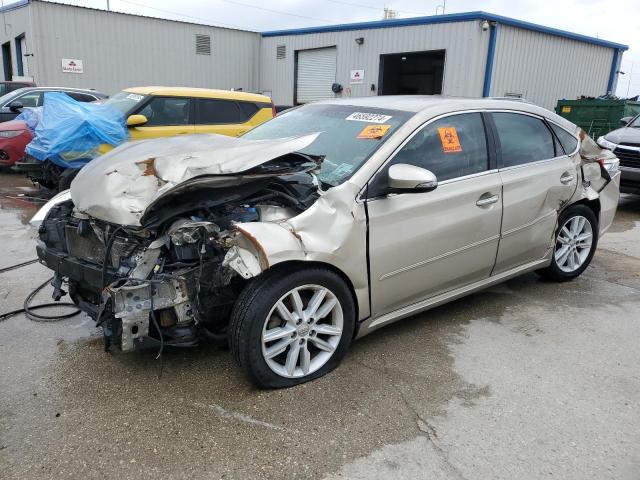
[100,86,275,153]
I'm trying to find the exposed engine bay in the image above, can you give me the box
[36,134,325,352]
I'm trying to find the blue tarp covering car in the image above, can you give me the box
[22,92,128,169]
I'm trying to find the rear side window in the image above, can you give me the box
[549,123,578,154]
[390,112,489,182]
[66,92,97,103]
[196,99,242,124]
[492,112,555,167]
[138,97,191,126]
[238,101,260,120]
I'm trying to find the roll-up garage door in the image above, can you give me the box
[296,47,337,104]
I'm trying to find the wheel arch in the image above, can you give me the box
[568,197,601,224]
[263,260,360,331]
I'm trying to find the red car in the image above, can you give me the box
[0,120,31,168]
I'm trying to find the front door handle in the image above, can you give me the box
[560,172,575,184]
[476,193,499,207]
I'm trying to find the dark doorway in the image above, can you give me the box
[2,42,12,81]
[379,50,445,95]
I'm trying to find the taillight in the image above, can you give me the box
[271,102,276,117]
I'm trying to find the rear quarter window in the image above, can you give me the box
[549,123,578,154]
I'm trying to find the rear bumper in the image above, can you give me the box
[598,170,621,235]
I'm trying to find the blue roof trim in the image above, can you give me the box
[261,11,629,51]
[482,23,498,97]
[607,49,621,94]
[0,0,29,13]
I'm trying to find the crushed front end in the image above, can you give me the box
[36,151,321,352]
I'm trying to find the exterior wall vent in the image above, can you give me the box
[276,45,286,60]
[196,34,211,55]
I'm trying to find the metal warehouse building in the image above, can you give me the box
[0,1,628,110]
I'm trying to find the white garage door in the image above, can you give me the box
[296,47,337,103]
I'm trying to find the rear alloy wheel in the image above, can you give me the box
[230,267,355,388]
[537,204,598,281]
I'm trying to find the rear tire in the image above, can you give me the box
[537,204,598,282]
[229,265,355,389]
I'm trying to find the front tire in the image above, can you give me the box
[229,266,355,388]
[537,204,598,281]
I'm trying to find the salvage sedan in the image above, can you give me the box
[34,97,621,388]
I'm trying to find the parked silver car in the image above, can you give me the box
[33,97,621,388]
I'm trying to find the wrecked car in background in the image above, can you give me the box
[18,87,276,191]
[597,113,640,195]
[33,97,620,388]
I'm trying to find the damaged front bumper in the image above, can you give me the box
[37,242,198,352]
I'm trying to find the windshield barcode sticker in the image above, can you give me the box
[346,112,392,123]
[126,93,144,101]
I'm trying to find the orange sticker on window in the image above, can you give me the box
[357,124,391,139]
[437,127,462,153]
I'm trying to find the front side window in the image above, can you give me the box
[549,123,578,154]
[138,97,191,126]
[242,104,412,186]
[17,91,42,107]
[492,112,555,167]
[389,112,489,182]
[196,99,242,124]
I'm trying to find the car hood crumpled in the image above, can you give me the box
[70,133,319,227]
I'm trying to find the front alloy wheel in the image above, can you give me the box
[230,266,355,388]
[261,285,343,378]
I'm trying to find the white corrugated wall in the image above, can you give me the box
[27,1,261,95]
[260,21,491,106]
[490,24,615,109]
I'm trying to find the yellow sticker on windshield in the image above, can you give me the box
[357,124,391,139]
[438,127,462,153]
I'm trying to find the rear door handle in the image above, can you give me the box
[476,193,499,207]
[560,172,575,184]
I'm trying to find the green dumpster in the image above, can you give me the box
[555,99,640,139]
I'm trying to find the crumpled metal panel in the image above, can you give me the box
[71,133,319,227]
[231,181,371,320]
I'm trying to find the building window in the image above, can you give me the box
[276,45,286,60]
[15,34,25,77]
[195,34,211,55]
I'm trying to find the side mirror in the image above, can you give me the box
[620,116,633,127]
[388,164,438,193]
[127,114,148,127]
[8,101,23,112]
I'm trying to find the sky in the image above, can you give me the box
[6,0,640,96]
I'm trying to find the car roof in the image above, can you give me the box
[11,86,108,97]
[314,95,575,130]
[124,86,271,103]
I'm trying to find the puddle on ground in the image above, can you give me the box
[0,172,47,225]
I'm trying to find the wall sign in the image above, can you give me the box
[62,58,84,74]
[350,69,364,84]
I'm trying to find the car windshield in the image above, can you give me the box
[242,104,412,186]
[104,91,147,114]
[629,115,640,128]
